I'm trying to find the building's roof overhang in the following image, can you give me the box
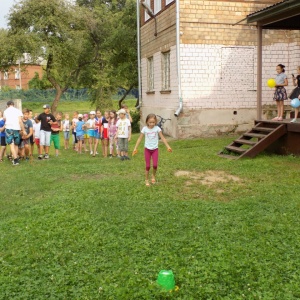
[247,0,300,30]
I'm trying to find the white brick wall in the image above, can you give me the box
[140,35,300,138]
[141,45,179,109]
[180,42,300,110]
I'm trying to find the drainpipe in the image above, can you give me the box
[257,25,262,120]
[174,0,182,117]
[136,0,142,109]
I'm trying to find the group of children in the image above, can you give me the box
[64,107,132,159]
[0,102,172,185]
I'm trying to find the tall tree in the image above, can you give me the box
[77,0,138,108]
[7,0,100,114]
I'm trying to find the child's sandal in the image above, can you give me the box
[151,178,156,184]
[145,180,150,187]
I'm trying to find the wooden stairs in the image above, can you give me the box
[218,121,287,159]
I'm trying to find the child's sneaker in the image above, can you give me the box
[38,155,43,160]
[124,156,130,160]
[12,159,19,166]
[291,118,297,123]
[44,154,49,159]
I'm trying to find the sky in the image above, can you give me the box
[0,0,18,28]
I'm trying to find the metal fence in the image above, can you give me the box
[0,88,138,102]
[0,88,90,102]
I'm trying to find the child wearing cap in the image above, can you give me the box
[75,114,85,154]
[115,109,131,160]
[86,111,96,155]
[36,104,56,159]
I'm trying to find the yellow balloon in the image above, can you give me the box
[267,78,276,88]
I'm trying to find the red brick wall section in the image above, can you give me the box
[0,65,44,90]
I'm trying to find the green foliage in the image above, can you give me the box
[76,0,138,107]
[0,85,13,92]
[1,0,138,114]
[6,0,100,113]
[0,29,20,66]
[131,109,140,133]
[1,136,300,298]
[28,72,53,90]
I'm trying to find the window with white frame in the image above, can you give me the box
[147,57,154,91]
[166,0,174,5]
[144,0,151,22]
[15,69,20,80]
[161,51,170,91]
[4,71,8,80]
[154,0,161,14]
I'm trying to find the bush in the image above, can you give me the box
[131,110,140,133]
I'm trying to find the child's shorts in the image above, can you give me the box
[102,128,108,139]
[84,133,89,139]
[5,129,21,145]
[77,135,84,141]
[50,134,60,150]
[30,135,34,145]
[0,136,6,146]
[118,138,128,152]
[19,138,30,148]
[35,138,40,146]
[88,130,96,138]
[95,132,101,139]
[64,131,70,140]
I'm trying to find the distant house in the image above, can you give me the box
[0,53,45,90]
[139,0,300,138]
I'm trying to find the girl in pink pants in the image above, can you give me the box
[133,114,172,186]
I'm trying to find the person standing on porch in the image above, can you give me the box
[272,64,288,121]
[289,66,300,123]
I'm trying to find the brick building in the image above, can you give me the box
[0,54,45,90]
[0,64,44,91]
[139,0,300,138]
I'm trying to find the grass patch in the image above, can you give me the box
[23,99,138,115]
[1,135,300,299]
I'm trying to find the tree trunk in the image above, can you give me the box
[118,85,134,108]
[51,88,63,115]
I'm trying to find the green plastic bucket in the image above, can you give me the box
[156,270,175,291]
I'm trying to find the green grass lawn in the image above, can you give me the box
[1,132,300,299]
[23,99,137,115]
